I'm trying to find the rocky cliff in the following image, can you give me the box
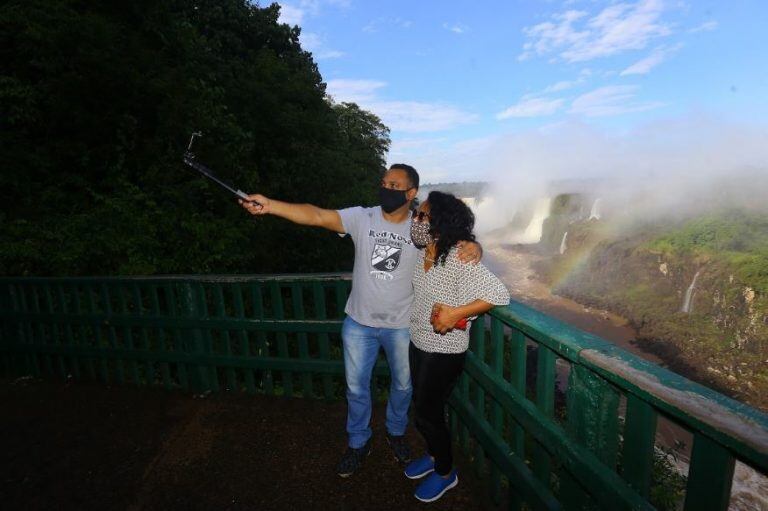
[534,207,768,410]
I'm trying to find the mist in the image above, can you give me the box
[471,114,768,234]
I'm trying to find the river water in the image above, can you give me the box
[483,243,768,511]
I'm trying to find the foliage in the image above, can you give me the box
[0,0,390,276]
[645,210,768,293]
[648,444,687,511]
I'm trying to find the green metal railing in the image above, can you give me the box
[1,274,766,511]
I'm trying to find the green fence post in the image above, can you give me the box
[43,284,65,378]
[150,285,173,390]
[291,283,313,398]
[30,284,48,376]
[489,317,505,505]
[132,283,154,387]
[562,363,621,509]
[100,282,124,384]
[532,344,556,489]
[233,283,256,393]
[198,283,219,393]
[116,284,140,385]
[312,283,334,400]
[4,283,25,376]
[73,283,97,381]
[252,281,273,395]
[177,281,209,393]
[18,284,38,376]
[509,328,527,511]
[217,283,237,392]
[622,395,657,498]
[472,316,487,478]
[683,433,735,511]
[270,281,292,397]
[57,284,80,381]
[0,282,14,377]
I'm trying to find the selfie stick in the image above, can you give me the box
[182,132,260,205]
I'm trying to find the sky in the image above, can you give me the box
[275,0,768,184]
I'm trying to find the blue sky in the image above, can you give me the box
[275,0,768,183]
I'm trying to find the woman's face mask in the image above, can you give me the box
[410,213,434,248]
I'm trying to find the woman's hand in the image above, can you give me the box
[431,303,462,334]
[457,241,482,264]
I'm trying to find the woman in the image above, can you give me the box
[404,191,510,503]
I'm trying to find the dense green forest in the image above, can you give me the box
[0,0,390,276]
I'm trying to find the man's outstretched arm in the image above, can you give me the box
[239,194,345,233]
[456,240,483,264]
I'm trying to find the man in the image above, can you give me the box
[239,164,480,477]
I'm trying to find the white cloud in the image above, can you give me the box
[300,32,345,60]
[497,97,565,119]
[620,43,682,76]
[688,20,718,33]
[278,4,304,25]
[363,17,413,33]
[542,80,578,93]
[277,1,349,26]
[541,69,591,93]
[443,22,468,34]
[569,85,664,116]
[620,52,665,76]
[388,137,448,154]
[519,0,672,62]
[319,50,345,59]
[371,101,478,133]
[326,79,386,103]
[388,135,500,183]
[327,79,477,133]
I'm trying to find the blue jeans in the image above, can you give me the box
[342,316,413,448]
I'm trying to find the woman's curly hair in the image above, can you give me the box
[427,191,476,266]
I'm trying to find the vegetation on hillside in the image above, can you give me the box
[645,210,768,293]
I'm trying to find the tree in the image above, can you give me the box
[0,0,390,275]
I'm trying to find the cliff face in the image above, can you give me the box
[535,208,768,410]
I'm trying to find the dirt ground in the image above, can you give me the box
[0,378,491,511]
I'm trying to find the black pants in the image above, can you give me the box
[409,342,466,475]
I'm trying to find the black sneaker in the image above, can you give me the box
[386,433,412,464]
[336,440,372,478]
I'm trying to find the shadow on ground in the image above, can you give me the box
[0,378,490,510]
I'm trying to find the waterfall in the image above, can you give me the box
[517,197,551,244]
[589,198,602,220]
[681,270,701,313]
[559,231,568,255]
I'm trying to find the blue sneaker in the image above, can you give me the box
[404,455,434,479]
[415,470,458,502]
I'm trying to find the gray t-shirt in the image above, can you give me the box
[338,206,418,329]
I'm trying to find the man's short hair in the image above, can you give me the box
[389,163,419,190]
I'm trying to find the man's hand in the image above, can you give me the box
[239,194,269,215]
[431,303,462,335]
[457,240,482,264]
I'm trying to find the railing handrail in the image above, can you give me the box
[491,302,768,472]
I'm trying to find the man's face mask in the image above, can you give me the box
[410,211,434,248]
[379,187,409,213]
